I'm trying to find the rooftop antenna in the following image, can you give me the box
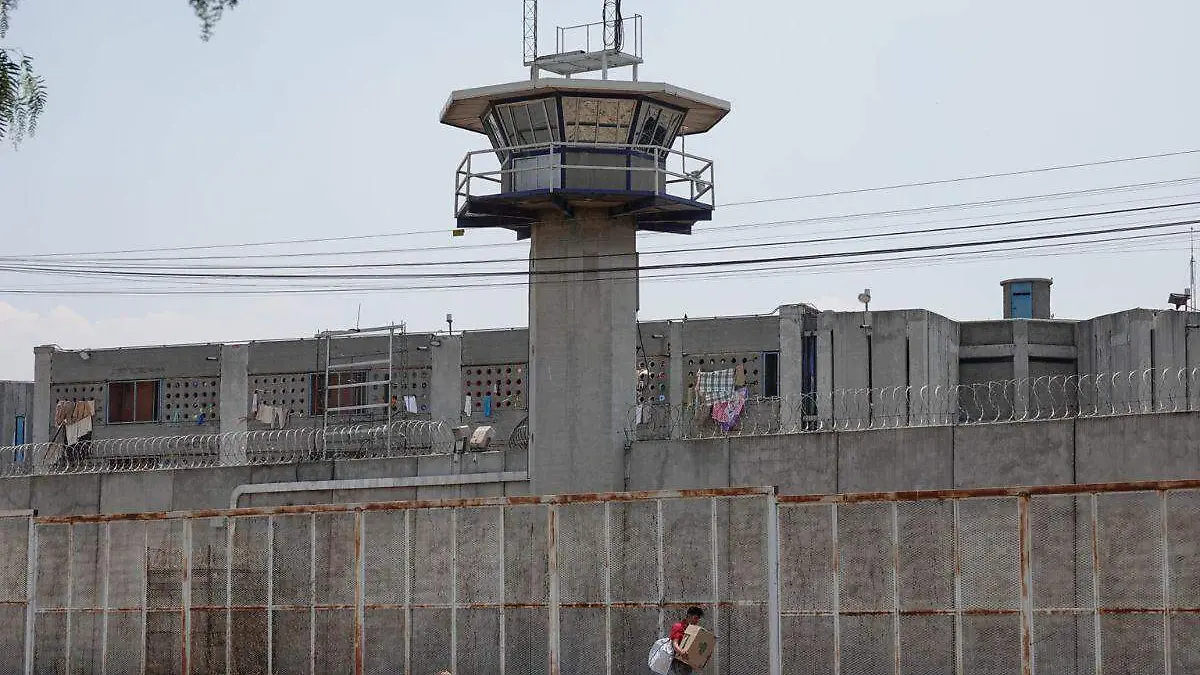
[522,0,643,81]
[1191,226,1196,311]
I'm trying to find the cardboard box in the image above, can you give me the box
[677,624,716,669]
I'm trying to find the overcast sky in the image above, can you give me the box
[0,0,1197,380]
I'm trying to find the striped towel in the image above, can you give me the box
[697,368,736,403]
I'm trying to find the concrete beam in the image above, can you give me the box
[778,306,805,402]
[430,335,463,422]
[32,346,54,444]
[218,343,249,465]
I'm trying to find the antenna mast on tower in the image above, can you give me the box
[1191,226,1197,311]
[520,0,643,81]
[523,0,538,68]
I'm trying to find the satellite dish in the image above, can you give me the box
[857,289,872,306]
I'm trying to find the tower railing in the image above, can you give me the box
[454,140,714,215]
[553,14,643,59]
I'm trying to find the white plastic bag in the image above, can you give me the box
[648,636,674,674]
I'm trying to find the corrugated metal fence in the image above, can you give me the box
[1,481,1198,674]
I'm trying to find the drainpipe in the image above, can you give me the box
[229,471,529,509]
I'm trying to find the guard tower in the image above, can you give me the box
[440,2,729,495]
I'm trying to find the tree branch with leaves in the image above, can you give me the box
[0,1,46,146]
[0,0,238,147]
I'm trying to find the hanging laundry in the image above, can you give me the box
[696,368,736,403]
[272,408,291,430]
[53,401,74,428]
[634,403,645,425]
[404,396,419,414]
[66,415,92,445]
[734,363,746,387]
[255,404,276,425]
[483,393,493,418]
[464,396,472,417]
[711,387,749,432]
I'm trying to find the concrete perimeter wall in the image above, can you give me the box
[627,412,1200,493]
[0,449,530,516]
[5,412,1199,516]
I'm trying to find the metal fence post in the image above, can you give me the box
[831,504,841,675]
[1161,491,1172,675]
[224,518,234,675]
[309,514,318,675]
[450,508,459,675]
[547,505,560,675]
[709,498,720,675]
[1090,495,1102,674]
[403,510,412,675]
[766,494,782,675]
[890,502,901,675]
[266,517,274,675]
[603,502,613,675]
[140,524,149,675]
[952,501,963,675]
[100,522,111,675]
[1018,495,1034,675]
[65,525,74,674]
[23,517,38,675]
[354,510,366,675]
[498,507,507,675]
[656,499,665,636]
[183,519,194,675]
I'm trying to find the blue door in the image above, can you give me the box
[1010,282,1033,318]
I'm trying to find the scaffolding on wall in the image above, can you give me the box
[317,323,408,457]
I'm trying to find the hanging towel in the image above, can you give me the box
[712,387,749,431]
[483,393,493,418]
[66,415,92,445]
[464,396,472,417]
[634,403,645,425]
[404,396,419,414]
[734,363,746,387]
[697,368,736,403]
[255,404,276,425]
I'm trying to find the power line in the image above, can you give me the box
[718,148,1200,208]
[16,148,1200,259]
[6,200,1198,274]
[3,212,1196,282]
[15,176,1200,265]
[3,229,1187,296]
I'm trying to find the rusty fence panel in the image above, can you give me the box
[777,481,1200,674]
[11,481,1200,673]
[15,487,778,675]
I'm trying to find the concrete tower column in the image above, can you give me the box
[527,208,638,495]
[32,345,55,444]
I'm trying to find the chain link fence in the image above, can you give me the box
[0,481,1197,673]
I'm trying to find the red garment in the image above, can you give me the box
[670,621,687,643]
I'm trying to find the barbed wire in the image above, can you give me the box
[0,419,456,478]
[627,367,1200,441]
